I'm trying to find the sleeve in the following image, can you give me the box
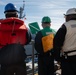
[53,24,67,61]
[34,31,44,54]
[25,29,32,45]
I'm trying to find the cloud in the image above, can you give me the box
[0,1,6,5]
[1,0,76,30]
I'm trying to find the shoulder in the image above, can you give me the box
[36,30,42,36]
[60,24,66,30]
[56,24,67,36]
[35,30,43,39]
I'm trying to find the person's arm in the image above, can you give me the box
[34,31,44,54]
[53,24,67,61]
[25,29,32,45]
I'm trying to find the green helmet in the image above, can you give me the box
[42,16,51,23]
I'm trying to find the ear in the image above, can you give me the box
[42,23,44,27]
[64,14,66,18]
[49,23,51,26]
[16,14,18,18]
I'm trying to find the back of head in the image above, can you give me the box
[65,8,76,21]
[4,3,18,18]
[41,16,51,28]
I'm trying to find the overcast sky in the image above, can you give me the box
[0,0,76,30]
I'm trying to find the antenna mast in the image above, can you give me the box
[19,0,25,19]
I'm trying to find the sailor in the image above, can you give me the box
[53,8,76,75]
[0,3,31,75]
[35,16,56,75]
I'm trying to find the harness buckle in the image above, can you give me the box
[62,52,68,59]
[64,55,67,59]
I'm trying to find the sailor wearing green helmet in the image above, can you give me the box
[35,16,56,75]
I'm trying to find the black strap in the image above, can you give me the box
[64,50,76,54]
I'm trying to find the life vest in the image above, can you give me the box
[41,27,55,53]
[42,34,54,53]
[0,17,27,48]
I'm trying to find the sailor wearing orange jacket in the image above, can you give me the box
[0,3,31,75]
